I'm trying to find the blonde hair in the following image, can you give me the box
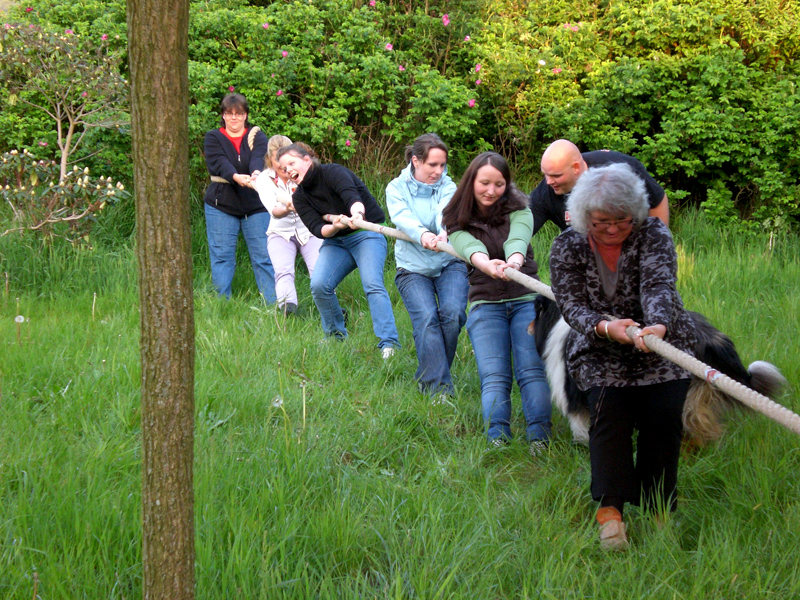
[267,135,293,168]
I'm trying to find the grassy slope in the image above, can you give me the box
[1,215,799,599]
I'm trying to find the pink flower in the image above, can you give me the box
[369,0,376,6]
[38,140,47,146]
[262,23,269,29]
[571,25,579,32]
[442,14,450,26]
[228,86,235,91]
[552,67,562,74]
[398,65,405,72]
[475,63,481,72]
[385,43,393,51]
[81,91,88,97]
[65,29,73,34]
[468,99,476,108]
[464,35,470,41]
[475,79,481,85]
[4,23,11,29]
[25,7,33,11]
[271,73,276,78]
[345,140,352,147]
[101,34,108,40]
[276,90,283,96]
[281,50,288,57]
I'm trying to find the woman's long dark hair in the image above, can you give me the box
[442,151,527,231]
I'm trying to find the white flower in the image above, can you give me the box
[538,59,546,66]
[15,315,24,323]
[271,396,283,408]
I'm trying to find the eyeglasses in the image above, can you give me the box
[223,112,246,119]
[590,217,633,231]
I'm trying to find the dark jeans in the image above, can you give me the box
[587,378,690,512]
[394,262,469,395]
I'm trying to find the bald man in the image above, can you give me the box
[529,140,669,235]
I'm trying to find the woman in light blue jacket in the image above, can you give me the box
[386,133,469,396]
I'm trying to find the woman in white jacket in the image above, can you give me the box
[385,133,469,396]
[252,136,323,315]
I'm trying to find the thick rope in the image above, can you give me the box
[626,326,800,436]
[347,217,556,299]
[345,216,799,437]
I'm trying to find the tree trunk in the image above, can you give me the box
[126,0,195,598]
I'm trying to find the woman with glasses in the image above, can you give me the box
[549,162,695,550]
[203,93,276,302]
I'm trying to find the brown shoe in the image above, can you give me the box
[596,507,629,551]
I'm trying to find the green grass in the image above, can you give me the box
[1,213,799,599]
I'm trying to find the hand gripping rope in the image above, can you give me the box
[342,216,800,437]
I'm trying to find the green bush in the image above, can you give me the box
[2,0,799,235]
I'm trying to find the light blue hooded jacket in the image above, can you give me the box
[385,162,458,278]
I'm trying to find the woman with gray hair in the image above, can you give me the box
[549,162,696,550]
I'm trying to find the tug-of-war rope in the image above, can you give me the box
[343,216,800,438]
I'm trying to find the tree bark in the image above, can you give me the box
[127,0,195,598]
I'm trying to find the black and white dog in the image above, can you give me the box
[530,295,787,446]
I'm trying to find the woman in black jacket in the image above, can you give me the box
[203,93,276,302]
[276,143,399,356]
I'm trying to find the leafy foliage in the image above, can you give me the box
[1,0,800,231]
[0,23,128,181]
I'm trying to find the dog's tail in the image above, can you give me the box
[746,360,788,399]
[684,360,788,446]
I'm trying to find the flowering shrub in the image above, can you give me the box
[0,23,128,182]
[0,149,128,241]
[3,0,799,229]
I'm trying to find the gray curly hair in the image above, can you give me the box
[566,162,649,234]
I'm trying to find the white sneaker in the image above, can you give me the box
[529,440,548,457]
[381,347,396,360]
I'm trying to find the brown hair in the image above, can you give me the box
[442,151,528,231]
[219,93,250,127]
[275,142,321,171]
[404,132,449,165]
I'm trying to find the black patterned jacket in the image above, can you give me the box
[549,217,695,390]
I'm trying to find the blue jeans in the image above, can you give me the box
[395,261,469,395]
[204,204,276,302]
[310,230,399,349]
[466,299,552,442]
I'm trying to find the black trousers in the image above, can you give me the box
[587,379,690,512]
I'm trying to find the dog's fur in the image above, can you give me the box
[530,295,787,446]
